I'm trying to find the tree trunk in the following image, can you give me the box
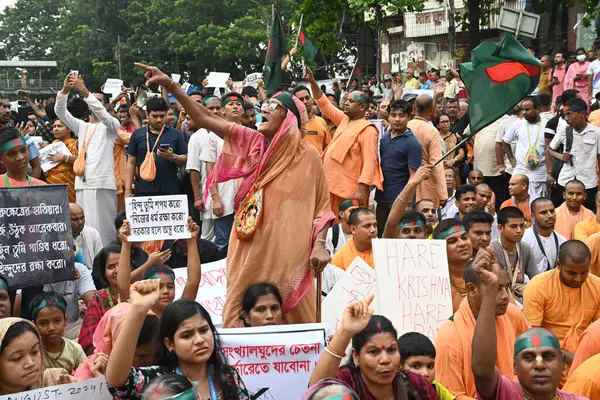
[467,0,480,51]
[448,0,456,63]
[545,0,561,54]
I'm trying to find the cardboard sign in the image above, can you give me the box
[219,323,327,399]
[0,377,111,400]
[174,258,227,326]
[39,141,73,173]
[372,239,452,342]
[246,72,261,89]
[322,257,379,331]
[125,195,191,242]
[103,78,123,96]
[0,185,74,289]
[206,72,230,88]
[401,87,435,99]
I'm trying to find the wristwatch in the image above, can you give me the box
[170,154,177,163]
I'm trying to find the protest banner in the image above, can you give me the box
[29,135,44,149]
[246,72,261,88]
[219,323,327,400]
[322,257,379,331]
[125,195,191,242]
[0,377,111,400]
[39,141,73,173]
[174,258,227,326]
[0,185,74,289]
[401,87,435,99]
[206,72,230,88]
[372,239,452,342]
[103,78,123,96]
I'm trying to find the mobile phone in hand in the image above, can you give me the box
[159,144,171,151]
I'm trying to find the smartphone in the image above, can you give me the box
[129,92,135,105]
[16,107,29,125]
[16,90,28,98]
[69,70,79,78]
[159,144,171,151]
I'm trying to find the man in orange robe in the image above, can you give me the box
[330,208,377,270]
[555,180,594,240]
[524,240,600,361]
[407,94,448,208]
[574,193,600,241]
[308,71,382,214]
[435,260,530,399]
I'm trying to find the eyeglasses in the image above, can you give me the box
[439,120,451,124]
[261,102,285,112]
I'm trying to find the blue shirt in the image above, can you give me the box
[375,128,422,204]
[420,80,432,90]
[127,126,188,195]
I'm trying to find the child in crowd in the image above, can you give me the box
[0,127,45,187]
[117,218,201,319]
[398,332,455,400]
[240,282,283,327]
[30,292,86,373]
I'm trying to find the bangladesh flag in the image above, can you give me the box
[299,26,318,62]
[459,33,541,136]
[263,11,288,92]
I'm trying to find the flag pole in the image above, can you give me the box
[434,135,473,166]
[313,258,322,323]
[294,14,303,50]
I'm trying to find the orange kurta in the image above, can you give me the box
[523,268,600,353]
[330,237,374,270]
[114,128,132,213]
[44,138,79,203]
[571,319,600,374]
[317,95,382,215]
[500,197,531,228]
[407,117,448,207]
[555,204,594,241]
[434,299,530,399]
[574,216,600,242]
[564,353,600,398]
[585,232,600,277]
[304,116,331,155]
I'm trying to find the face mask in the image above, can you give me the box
[577,54,586,62]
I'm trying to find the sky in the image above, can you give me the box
[0,0,15,11]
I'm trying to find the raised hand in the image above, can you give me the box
[341,294,375,336]
[90,352,109,377]
[129,279,161,310]
[412,165,433,183]
[147,249,171,266]
[473,247,499,288]
[304,66,316,83]
[186,216,200,239]
[118,220,131,243]
[134,63,173,88]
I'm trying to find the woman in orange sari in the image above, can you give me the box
[135,62,336,327]
[45,119,78,202]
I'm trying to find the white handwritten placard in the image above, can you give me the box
[372,239,452,342]
[174,258,227,326]
[125,195,191,242]
[219,323,327,400]
[246,72,261,88]
[39,141,72,173]
[0,377,111,400]
[206,72,230,88]
[322,257,379,331]
[103,78,123,96]
[0,185,74,289]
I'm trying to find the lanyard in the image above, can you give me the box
[3,174,32,187]
[497,240,521,288]
[526,121,542,150]
[175,367,218,400]
[532,228,559,271]
[146,125,166,155]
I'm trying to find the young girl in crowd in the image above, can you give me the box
[44,119,78,202]
[310,294,438,399]
[142,374,197,399]
[106,280,249,399]
[74,302,160,380]
[240,282,283,327]
[118,218,201,318]
[79,244,122,354]
[302,379,360,400]
[0,277,11,319]
[29,292,85,373]
[0,317,73,394]
[0,127,45,187]
[397,332,454,400]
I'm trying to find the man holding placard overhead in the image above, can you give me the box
[134,62,335,327]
